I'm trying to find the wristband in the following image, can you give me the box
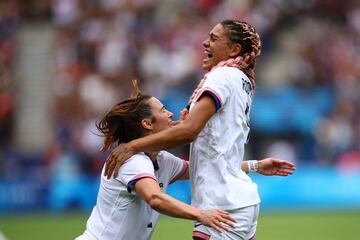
[247,160,258,173]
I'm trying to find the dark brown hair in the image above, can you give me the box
[96,80,152,144]
[221,20,261,87]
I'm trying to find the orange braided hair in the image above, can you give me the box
[188,20,261,105]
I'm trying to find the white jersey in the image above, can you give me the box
[189,66,260,210]
[76,151,188,240]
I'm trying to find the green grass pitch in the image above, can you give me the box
[0,211,359,239]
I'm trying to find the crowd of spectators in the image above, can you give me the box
[0,1,18,183]
[48,0,360,169]
[1,0,360,210]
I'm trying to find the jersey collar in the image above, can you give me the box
[144,152,159,171]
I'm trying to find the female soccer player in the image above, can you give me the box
[75,81,236,240]
[103,20,296,240]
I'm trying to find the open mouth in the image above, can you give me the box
[203,51,213,65]
[202,50,214,70]
[205,51,212,58]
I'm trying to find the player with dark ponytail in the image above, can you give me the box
[76,81,237,240]
[96,80,153,144]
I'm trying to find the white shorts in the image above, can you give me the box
[192,204,260,240]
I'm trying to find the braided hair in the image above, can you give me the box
[220,20,261,89]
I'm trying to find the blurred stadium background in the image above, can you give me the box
[0,0,360,239]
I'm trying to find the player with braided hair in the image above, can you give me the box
[102,20,295,240]
[188,20,260,105]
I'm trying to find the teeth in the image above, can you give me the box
[204,51,212,58]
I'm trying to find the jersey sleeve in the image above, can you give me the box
[194,67,233,111]
[116,154,157,193]
[160,151,189,184]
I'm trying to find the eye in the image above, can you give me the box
[210,34,217,42]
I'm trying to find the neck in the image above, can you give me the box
[145,151,159,161]
[150,151,159,160]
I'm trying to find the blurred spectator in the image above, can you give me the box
[0,1,18,150]
[266,140,297,165]
[335,114,360,175]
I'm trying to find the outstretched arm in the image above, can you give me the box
[135,177,235,233]
[242,158,296,176]
[104,95,216,178]
[172,158,296,183]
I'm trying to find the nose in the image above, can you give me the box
[202,38,209,47]
[167,110,174,119]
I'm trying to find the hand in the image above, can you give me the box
[197,209,236,233]
[179,108,189,121]
[257,158,296,176]
[99,136,113,152]
[170,108,189,127]
[104,143,135,179]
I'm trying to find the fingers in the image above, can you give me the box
[272,159,296,169]
[210,218,228,233]
[216,210,236,224]
[211,210,237,232]
[180,108,188,113]
[210,223,223,233]
[278,161,296,174]
[222,214,236,225]
[104,149,118,179]
[219,217,236,228]
[103,144,136,179]
[172,108,189,126]
[216,210,230,215]
[211,221,226,233]
[179,108,189,121]
[279,161,296,170]
[210,217,233,232]
[276,168,295,176]
[113,162,121,179]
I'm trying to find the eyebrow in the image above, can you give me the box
[160,105,165,111]
[209,32,218,40]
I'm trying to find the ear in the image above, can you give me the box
[229,43,242,57]
[141,118,153,130]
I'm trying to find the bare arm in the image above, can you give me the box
[129,95,216,152]
[104,95,216,178]
[134,178,235,232]
[172,158,296,183]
